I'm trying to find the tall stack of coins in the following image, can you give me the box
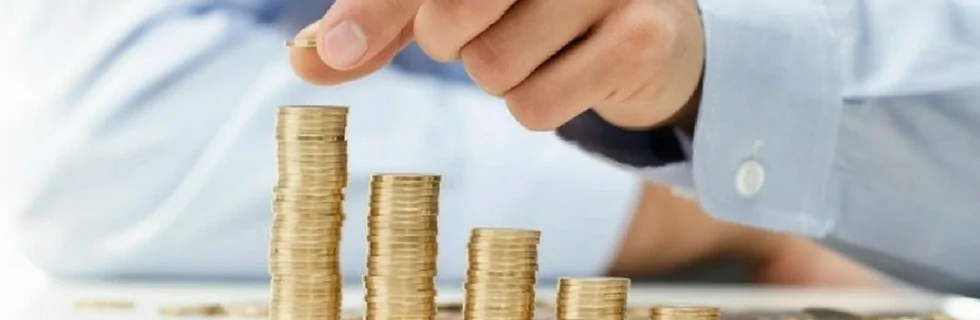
[271,105,349,319]
[364,174,442,319]
[650,306,722,320]
[555,277,630,320]
[463,228,540,320]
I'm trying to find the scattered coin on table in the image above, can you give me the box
[224,301,269,318]
[159,303,226,317]
[74,300,135,311]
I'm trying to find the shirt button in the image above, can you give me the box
[735,160,765,197]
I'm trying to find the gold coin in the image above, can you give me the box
[276,139,348,148]
[159,303,226,317]
[558,277,630,287]
[278,105,348,115]
[275,128,347,138]
[556,277,630,320]
[224,302,269,318]
[275,127,347,137]
[272,213,345,224]
[74,300,135,311]
[470,227,541,238]
[270,104,348,319]
[371,173,441,183]
[464,227,540,320]
[649,306,722,319]
[274,188,345,198]
[364,173,441,319]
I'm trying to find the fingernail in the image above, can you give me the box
[320,20,367,69]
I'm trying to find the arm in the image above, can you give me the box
[4,1,646,280]
[559,0,980,290]
[611,183,886,287]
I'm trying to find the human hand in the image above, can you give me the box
[610,183,888,287]
[289,0,706,131]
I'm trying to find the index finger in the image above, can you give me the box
[316,0,425,70]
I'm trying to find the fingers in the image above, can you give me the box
[316,0,424,70]
[504,2,688,131]
[503,18,635,131]
[591,1,704,129]
[460,0,613,96]
[414,0,518,62]
[289,21,415,85]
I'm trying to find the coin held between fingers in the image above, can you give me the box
[286,39,318,48]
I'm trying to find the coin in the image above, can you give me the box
[555,277,630,320]
[159,303,226,317]
[285,39,318,47]
[225,302,269,318]
[270,105,348,319]
[649,305,723,320]
[364,173,442,319]
[801,308,862,320]
[463,228,540,320]
[74,300,135,311]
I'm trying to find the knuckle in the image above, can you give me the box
[413,1,462,62]
[434,0,488,29]
[505,92,556,131]
[413,22,457,62]
[618,11,677,56]
[461,35,516,95]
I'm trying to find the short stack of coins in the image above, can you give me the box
[270,105,349,319]
[364,174,442,319]
[555,277,630,320]
[463,228,541,320]
[650,306,722,320]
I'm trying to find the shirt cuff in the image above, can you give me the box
[691,0,843,237]
[555,109,688,168]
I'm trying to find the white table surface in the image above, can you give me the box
[9,280,980,319]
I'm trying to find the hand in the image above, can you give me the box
[289,0,706,131]
[610,183,888,287]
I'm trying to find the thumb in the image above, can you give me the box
[289,20,414,85]
[316,0,425,70]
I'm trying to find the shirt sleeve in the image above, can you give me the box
[688,0,845,236]
[557,0,843,235]
[556,0,980,289]
[4,0,641,281]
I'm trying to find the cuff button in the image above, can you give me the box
[735,160,765,197]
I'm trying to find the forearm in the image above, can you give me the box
[606,182,783,279]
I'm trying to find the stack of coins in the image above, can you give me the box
[364,174,442,319]
[270,105,349,319]
[463,228,541,319]
[650,306,722,320]
[555,277,630,320]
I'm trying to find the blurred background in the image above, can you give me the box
[0,37,49,314]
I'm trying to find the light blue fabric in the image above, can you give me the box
[1,0,640,282]
[632,0,980,293]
